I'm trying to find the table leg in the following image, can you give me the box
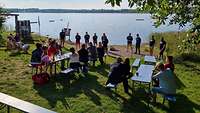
[7,106,10,113]
[132,81,135,95]
[54,62,57,75]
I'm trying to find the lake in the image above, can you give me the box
[5,13,189,45]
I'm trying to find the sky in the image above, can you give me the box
[0,0,130,9]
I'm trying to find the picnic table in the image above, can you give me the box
[144,55,156,64]
[0,92,56,113]
[131,64,154,92]
[50,52,71,75]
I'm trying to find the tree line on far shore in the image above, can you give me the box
[6,8,148,14]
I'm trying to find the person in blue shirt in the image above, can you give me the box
[135,34,141,55]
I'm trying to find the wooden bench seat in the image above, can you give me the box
[0,92,56,113]
[60,68,75,74]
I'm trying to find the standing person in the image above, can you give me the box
[75,33,81,50]
[78,44,89,73]
[97,42,105,65]
[84,32,90,47]
[59,29,66,47]
[101,33,109,53]
[149,35,155,56]
[135,34,141,55]
[87,42,97,66]
[159,37,166,60]
[93,33,98,46]
[126,33,133,53]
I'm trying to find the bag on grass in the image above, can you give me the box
[32,73,50,85]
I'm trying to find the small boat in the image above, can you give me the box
[49,20,55,22]
[136,18,145,21]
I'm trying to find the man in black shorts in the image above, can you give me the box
[126,33,133,53]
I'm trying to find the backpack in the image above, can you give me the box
[32,73,50,85]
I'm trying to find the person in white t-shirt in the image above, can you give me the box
[69,47,80,72]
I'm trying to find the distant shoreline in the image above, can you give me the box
[6,8,149,14]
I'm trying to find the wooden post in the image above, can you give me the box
[15,15,19,34]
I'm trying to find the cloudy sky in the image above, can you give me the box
[0,0,130,9]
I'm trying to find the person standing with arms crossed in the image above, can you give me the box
[135,34,141,55]
[126,33,133,53]
[75,33,81,50]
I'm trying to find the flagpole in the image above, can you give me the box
[38,16,41,36]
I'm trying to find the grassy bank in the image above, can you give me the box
[0,31,200,113]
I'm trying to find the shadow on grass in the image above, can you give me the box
[167,94,200,113]
[89,64,110,77]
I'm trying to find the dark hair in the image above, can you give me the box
[36,43,42,49]
[124,58,130,65]
[82,44,86,48]
[167,56,173,63]
[117,57,123,63]
[70,47,75,53]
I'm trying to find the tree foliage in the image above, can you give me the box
[106,0,200,52]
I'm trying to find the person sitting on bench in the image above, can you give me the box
[151,62,176,103]
[106,58,132,94]
[69,47,80,73]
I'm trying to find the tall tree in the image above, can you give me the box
[106,0,200,52]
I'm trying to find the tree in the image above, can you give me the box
[106,0,200,52]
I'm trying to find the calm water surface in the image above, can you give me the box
[5,13,189,45]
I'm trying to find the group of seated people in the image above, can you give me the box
[68,42,105,73]
[31,39,61,72]
[106,55,177,103]
[7,33,29,53]
[31,39,106,74]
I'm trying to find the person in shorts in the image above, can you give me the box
[126,33,133,53]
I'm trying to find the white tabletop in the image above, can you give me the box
[131,64,154,83]
[0,92,56,113]
[144,56,156,64]
[54,52,71,62]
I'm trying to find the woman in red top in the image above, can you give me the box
[48,40,57,60]
[164,56,175,72]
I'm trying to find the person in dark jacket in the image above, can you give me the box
[135,34,141,55]
[106,58,132,94]
[149,35,155,56]
[101,33,109,53]
[60,29,66,47]
[97,42,105,65]
[126,33,133,53]
[78,44,89,73]
[93,33,98,46]
[84,32,90,47]
[159,37,166,60]
[87,42,97,66]
[31,43,43,63]
[75,33,81,50]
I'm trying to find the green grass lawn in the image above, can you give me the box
[0,32,200,113]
